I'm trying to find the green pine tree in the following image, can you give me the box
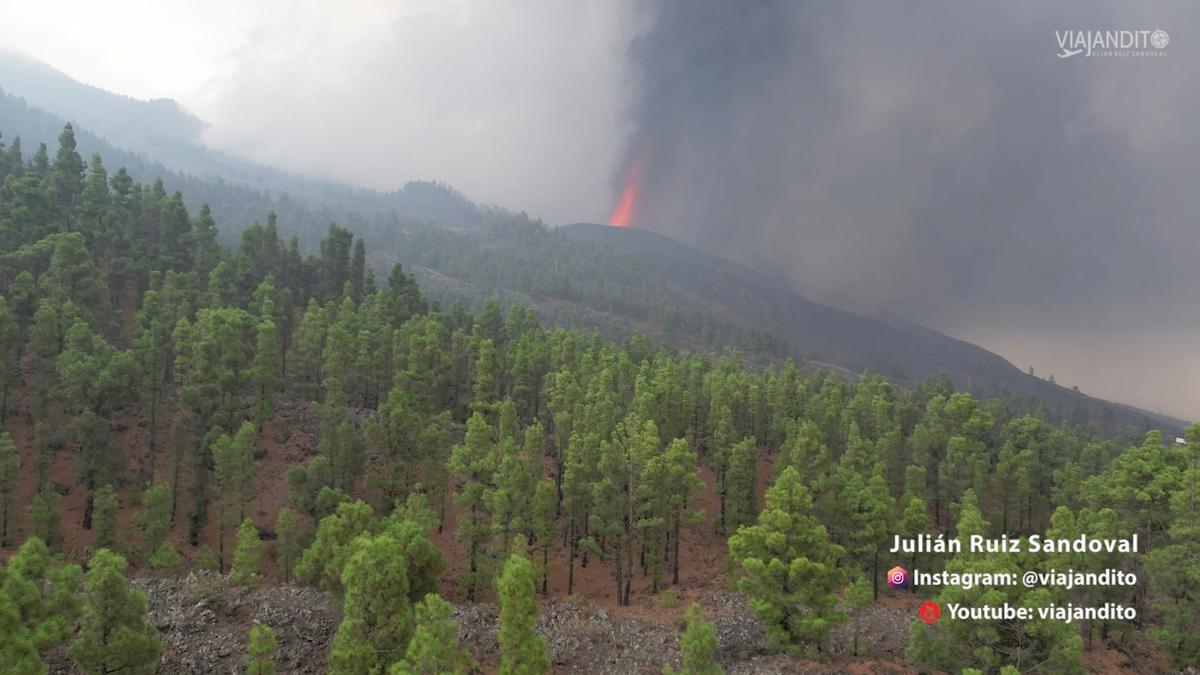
[0,295,17,422]
[471,339,501,418]
[0,596,44,674]
[907,490,1083,673]
[92,484,119,552]
[136,480,173,562]
[843,575,873,657]
[448,412,496,600]
[1147,423,1200,668]
[724,437,757,531]
[68,549,161,675]
[231,517,263,586]
[4,536,83,652]
[27,492,63,551]
[728,466,844,654]
[0,432,19,546]
[294,499,377,594]
[390,593,471,675]
[252,316,280,430]
[379,502,446,603]
[497,552,549,675]
[275,507,302,583]
[328,535,415,674]
[665,603,722,675]
[247,623,279,675]
[192,546,220,572]
[530,478,558,595]
[213,422,257,571]
[148,541,182,572]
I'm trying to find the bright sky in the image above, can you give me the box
[0,0,259,103]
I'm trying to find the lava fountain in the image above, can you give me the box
[608,157,644,228]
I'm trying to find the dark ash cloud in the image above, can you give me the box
[617,1,1200,419]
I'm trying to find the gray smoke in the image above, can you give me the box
[618,1,1200,419]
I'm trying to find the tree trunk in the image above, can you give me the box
[663,532,671,587]
[672,508,682,585]
[625,457,635,606]
[468,507,478,602]
[280,332,289,386]
[147,396,159,482]
[170,443,182,523]
[872,548,880,600]
[582,520,590,567]
[554,453,564,518]
[567,520,576,596]
[1,375,10,423]
[718,471,727,535]
[218,502,227,573]
[82,468,96,530]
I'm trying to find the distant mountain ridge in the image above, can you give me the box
[0,48,205,149]
[0,50,483,237]
[0,53,1183,437]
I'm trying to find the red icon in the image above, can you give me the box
[918,601,941,624]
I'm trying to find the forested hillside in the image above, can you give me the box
[0,64,1182,440]
[1,127,1197,673]
[380,219,1182,438]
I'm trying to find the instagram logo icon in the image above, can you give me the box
[887,566,908,589]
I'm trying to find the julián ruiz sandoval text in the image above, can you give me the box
[890,534,1139,554]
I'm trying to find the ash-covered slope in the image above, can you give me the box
[558,223,1182,435]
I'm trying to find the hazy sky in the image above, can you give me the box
[0,0,635,221]
[616,1,1200,421]
[1,1,1196,420]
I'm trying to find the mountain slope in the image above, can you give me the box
[0,49,203,147]
[364,218,1180,435]
[558,224,1184,434]
[0,58,1181,436]
[561,223,1011,377]
[0,51,482,234]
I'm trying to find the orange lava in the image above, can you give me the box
[608,158,643,228]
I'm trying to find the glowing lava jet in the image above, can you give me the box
[608,158,643,228]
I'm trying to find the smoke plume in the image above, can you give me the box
[617,1,1200,419]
